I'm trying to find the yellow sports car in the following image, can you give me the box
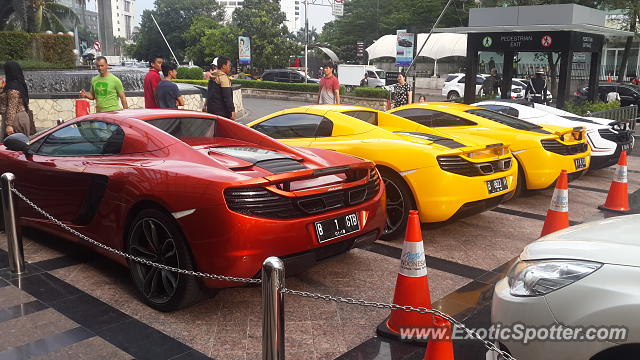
[248,105,518,239]
[388,103,590,194]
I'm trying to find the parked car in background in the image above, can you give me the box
[0,109,385,311]
[474,99,634,169]
[337,65,386,91]
[260,69,319,83]
[491,214,640,360]
[248,105,517,239]
[230,73,258,80]
[441,73,525,100]
[576,83,640,106]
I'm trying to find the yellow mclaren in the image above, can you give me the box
[388,103,590,194]
[247,105,518,239]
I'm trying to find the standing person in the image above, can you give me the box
[1,61,35,138]
[156,62,185,109]
[391,72,412,108]
[80,56,128,112]
[206,56,236,120]
[143,55,163,108]
[488,57,496,73]
[525,69,548,104]
[204,59,217,81]
[481,68,501,96]
[318,63,340,104]
[360,73,369,87]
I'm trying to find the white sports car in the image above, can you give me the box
[474,99,634,169]
[491,214,640,360]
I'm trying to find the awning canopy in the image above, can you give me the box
[365,33,467,60]
[435,24,634,37]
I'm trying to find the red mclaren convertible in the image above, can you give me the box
[0,109,385,311]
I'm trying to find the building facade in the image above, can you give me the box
[217,0,301,32]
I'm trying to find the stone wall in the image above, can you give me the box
[30,88,244,129]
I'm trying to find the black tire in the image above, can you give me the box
[512,159,527,199]
[126,208,201,312]
[447,91,460,100]
[379,168,416,240]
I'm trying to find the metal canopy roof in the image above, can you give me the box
[435,24,634,38]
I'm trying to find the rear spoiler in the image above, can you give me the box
[554,127,586,141]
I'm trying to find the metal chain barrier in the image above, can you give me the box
[281,289,517,360]
[10,187,260,284]
[11,185,515,359]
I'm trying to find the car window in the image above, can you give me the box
[147,117,216,138]
[476,76,485,85]
[375,70,385,79]
[445,75,457,82]
[392,108,477,127]
[342,111,378,125]
[465,108,542,130]
[252,113,333,138]
[479,104,520,118]
[457,76,465,83]
[291,73,303,82]
[617,87,635,96]
[36,120,124,156]
[262,73,275,81]
[277,72,290,81]
[367,71,376,78]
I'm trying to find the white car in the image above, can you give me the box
[473,99,634,169]
[441,73,525,100]
[491,214,640,360]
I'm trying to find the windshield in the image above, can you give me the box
[146,117,216,139]
[465,109,542,131]
[375,70,386,79]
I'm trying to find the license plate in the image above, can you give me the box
[622,143,632,150]
[486,177,508,194]
[315,213,360,243]
[574,157,587,170]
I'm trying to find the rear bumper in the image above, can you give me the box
[404,163,517,223]
[516,147,590,190]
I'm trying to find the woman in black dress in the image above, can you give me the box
[392,72,412,108]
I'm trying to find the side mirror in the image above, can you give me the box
[3,133,30,153]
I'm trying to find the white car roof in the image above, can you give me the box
[474,100,607,130]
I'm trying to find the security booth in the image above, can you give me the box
[436,4,634,109]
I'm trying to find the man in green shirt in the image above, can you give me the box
[80,56,128,112]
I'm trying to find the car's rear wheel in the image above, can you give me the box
[380,169,416,240]
[447,91,460,100]
[512,159,527,199]
[127,209,201,312]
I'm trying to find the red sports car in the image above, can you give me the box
[0,109,385,311]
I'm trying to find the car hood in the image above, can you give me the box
[521,215,640,267]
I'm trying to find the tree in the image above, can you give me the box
[2,0,78,32]
[183,16,222,65]
[129,0,225,62]
[290,27,319,45]
[231,0,299,69]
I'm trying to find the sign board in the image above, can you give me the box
[395,30,414,67]
[356,41,364,57]
[469,32,604,52]
[332,1,343,17]
[93,40,101,51]
[238,36,251,65]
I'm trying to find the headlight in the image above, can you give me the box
[507,259,602,297]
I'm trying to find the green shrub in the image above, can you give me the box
[0,31,31,61]
[564,100,620,116]
[0,32,74,67]
[31,34,75,66]
[0,60,74,70]
[177,67,204,80]
[352,87,389,99]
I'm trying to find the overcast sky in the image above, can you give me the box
[135,0,334,32]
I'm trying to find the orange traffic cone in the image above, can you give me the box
[540,170,569,237]
[599,151,630,213]
[377,210,433,344]
[386,98,391,110]
[423,317,454,360]
[75,99,90,117]
[607,75,612,83]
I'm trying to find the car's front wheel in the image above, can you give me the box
[379,169,416,240]
[127,208,201,312]
[447,91,460,100]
